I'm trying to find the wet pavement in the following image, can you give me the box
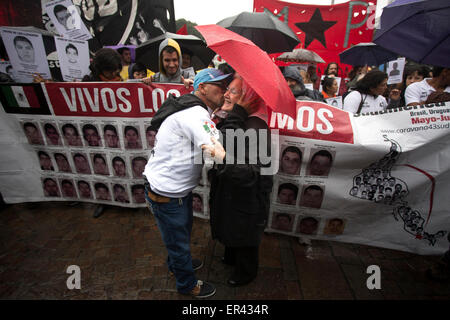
[1,201,449,300]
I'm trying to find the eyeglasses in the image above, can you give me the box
[225,87,242,95]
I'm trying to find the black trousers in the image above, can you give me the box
[224,245,259,282]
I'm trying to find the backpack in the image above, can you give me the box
[150,93,208,130]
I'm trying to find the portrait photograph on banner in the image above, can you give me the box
[44,0,92,41]
[0,28,52,83]
[55,37,90,81]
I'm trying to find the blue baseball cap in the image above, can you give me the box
[193,68,232,91]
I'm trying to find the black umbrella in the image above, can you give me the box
[135,32,215,72]
[217,11,300,54]
[373,0,450,67]
[339,42,398,66]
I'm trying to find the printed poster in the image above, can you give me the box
[0,28,52,83]
[45,0,92,41]
[55,37,90,81]
[387,57,406,85]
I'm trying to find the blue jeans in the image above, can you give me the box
[144,186,197,294]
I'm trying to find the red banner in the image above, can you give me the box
[269,101,354,144]
[254,0,377,78]
[44,82,191,118]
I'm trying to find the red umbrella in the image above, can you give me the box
[195,24,296,119]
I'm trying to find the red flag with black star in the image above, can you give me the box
[254,0,377,78]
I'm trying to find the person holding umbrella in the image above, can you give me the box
[204,74,273,287]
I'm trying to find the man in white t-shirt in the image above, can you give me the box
[143,68,232,299]
[405,66,450,106]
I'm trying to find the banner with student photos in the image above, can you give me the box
[0,82,449,255]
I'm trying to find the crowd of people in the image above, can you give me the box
[1,30,450,298]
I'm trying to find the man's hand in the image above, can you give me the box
[181,76,194,89]
[32,73,53,83]
[141,77,153,85]
[389,88,401,101]
[201,136,225,164]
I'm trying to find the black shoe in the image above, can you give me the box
[183,280,216,299]
[227,277,254,287]
[192,258,204,271]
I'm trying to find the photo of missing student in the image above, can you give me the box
[113,183,130,203]
[296,217,320,236]
[72,152,91,174]
[42,177,61,197]
[82,124,102,147]
[103,124,120,149]
[94,181,112,201]
[276,182,299,206]
[305,149,335,177]
[77,180,93,199]
[279,145,302,176]
[22,121,44,145]
[131,155,147,178]
[37,150,54,171]
[271,212,295,232]
[131,184,146,204]
[192,193,204,214]
[91,153,110,176]
[299,184,325,209]
[123,125,143,150]
[61,123,83,147]
[59,178,78,198]
[323,218,346,235]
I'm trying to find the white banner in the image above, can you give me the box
[0,82,449,255]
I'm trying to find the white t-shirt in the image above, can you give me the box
[405,78,450,105]
[143,105,219,198]
[343,91,388,114]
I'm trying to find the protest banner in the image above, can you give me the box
[0,82,449,255]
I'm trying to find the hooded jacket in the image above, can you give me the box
[283,66,325,102]
[152,38,193,83]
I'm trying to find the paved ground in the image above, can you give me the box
[0,201,449,300]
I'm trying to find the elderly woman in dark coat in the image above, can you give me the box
[203,74,273,287]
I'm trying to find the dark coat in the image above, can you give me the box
[209,104,273,247]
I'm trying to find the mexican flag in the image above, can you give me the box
[0,85,40,108]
